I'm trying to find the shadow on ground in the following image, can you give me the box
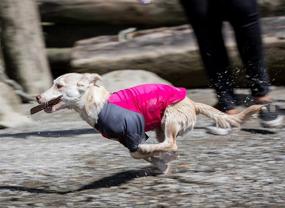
[0,167,159,195]
[0,128,98,139]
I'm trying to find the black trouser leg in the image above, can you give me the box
[226,0,270,97]
[180,0,236,110]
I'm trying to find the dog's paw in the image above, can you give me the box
[130,151,145,159]
[155,151,178,163]
[138,144,152,153]
[149,157,172,175]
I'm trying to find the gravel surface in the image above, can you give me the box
[0,88,284,208]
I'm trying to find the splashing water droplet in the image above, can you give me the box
[139,0,152,4]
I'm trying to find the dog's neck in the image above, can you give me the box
[74,85,110,126]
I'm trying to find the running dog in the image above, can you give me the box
[34,73,262,172]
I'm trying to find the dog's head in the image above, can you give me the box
[36,73,102,113]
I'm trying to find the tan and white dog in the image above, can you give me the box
[36,73,262,173]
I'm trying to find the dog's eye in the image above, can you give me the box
[55,84,63,89]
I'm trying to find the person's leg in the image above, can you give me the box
[227,0,283,127]
[179,0,237,112]
[226,0,270,101]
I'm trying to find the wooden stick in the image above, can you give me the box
[30,95,63,114]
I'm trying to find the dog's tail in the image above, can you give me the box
[193,102,263,128]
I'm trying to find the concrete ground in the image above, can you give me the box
[0,88,284,208]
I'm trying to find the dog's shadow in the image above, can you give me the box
[71,167,159,193]
[0,128,98,139]
[0,167,159,195]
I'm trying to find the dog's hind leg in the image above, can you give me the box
[138,121,179,153]
[138,98,196,154]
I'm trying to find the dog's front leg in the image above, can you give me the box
[131,151,177,175]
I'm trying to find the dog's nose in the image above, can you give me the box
[36,95,41,103]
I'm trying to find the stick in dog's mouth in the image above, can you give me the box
[30,95,63,115]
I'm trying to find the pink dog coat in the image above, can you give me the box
[108,84,187,131]
[95,84,187,152]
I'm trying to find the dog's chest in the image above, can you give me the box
[94,102,145,140]
[79,110,96,127]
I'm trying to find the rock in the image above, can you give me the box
[38,0,284,25]
[0,0,52,95]
[71,17,285,88]
[101,70,171,92]
[0,82,32,128]
[40,0,285,48]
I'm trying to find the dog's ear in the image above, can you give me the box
[77,73,102,91]
[87,73,102,85]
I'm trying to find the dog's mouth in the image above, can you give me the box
[30,95,64,114]
[44,99,65,113]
